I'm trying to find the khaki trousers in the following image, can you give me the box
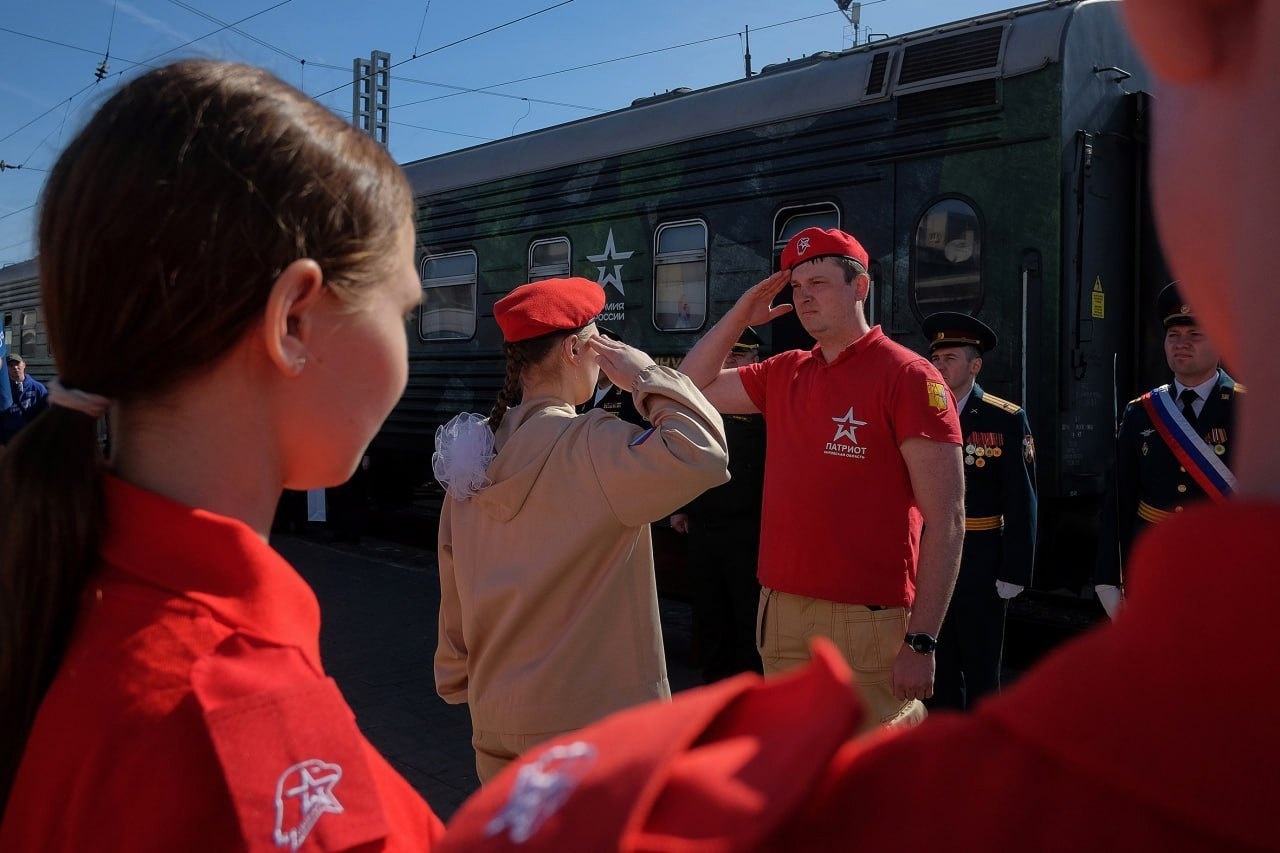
[756,587,927,733]
[472,729,563,785]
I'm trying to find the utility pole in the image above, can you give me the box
[834,1,862,44]
[353,50,391,147]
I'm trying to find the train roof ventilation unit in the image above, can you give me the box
[863,51,892,99]
[897,78,999,121]
[895,25,1006,92]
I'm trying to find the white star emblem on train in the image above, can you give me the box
[586,229,635,296]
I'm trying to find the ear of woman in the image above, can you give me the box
[262,259,325,376]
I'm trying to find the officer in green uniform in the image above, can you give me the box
[1095,283,1242,618]
[923,312,1037,710]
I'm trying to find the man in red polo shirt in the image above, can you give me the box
[678,227,964,728]
[438,1,1280,849]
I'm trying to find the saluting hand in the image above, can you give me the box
[588,336,657,392]
[730,269,794,327]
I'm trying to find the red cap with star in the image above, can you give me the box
[780,227,869,272]
[494,277,605,343]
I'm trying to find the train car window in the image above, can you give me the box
[653,220,707,332]
[772,202,840,259]
[19,308,39,356]
[910,197,983,318]
[419,250,477,341]
[528,237,571,282]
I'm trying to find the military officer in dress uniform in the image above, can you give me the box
[923,312,1037,710]
[579,326,647,427]
[1095,283,1242,618]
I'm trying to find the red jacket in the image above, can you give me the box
[1,476,443,852]
[441,501,1280,851]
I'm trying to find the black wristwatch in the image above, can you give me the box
[904,632,938,655]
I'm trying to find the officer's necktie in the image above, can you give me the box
[1179,388,1200,431]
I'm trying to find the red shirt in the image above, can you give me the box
[438,502,1280,851]
[737,326,961,606]
[0,476,443,852]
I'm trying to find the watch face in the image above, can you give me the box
[907,634,936,654]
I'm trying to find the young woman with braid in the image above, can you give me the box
[431,277,728,783]
[0,61,444,849]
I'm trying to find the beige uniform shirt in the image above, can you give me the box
[435,367,728,735]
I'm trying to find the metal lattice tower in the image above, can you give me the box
[353,50,391,146]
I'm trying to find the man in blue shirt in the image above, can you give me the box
[2,352,48,444]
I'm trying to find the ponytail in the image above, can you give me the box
[488,345,527,432]
[0,407,105,808]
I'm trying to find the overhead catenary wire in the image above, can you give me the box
[394,7,848,112]
[310,0,576,100]
[412,0,433,58]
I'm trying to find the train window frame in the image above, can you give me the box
[771,202,841,260]
[528,237,572,282]
[419,249,478,342]
[908,195,985,322]
[652,219,709,333]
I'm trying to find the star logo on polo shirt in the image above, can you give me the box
[831,407,867,444]
[274,759,344,851]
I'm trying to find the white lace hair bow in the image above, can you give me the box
[433,412,496,500]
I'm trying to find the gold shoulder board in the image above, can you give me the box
[982,393,1023,415]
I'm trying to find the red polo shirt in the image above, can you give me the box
[738,327,961,606]
[0,476,443,852]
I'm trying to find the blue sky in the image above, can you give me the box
[1,0,1006,267]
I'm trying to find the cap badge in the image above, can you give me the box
[796,236,811,255]
[486,742,598,843]
[933,331,945,342]
[1180,304,1190,315]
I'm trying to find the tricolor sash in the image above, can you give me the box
[1140,385,1236,502]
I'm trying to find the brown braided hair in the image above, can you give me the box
[488,325,590,431]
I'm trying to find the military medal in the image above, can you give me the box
[965,443,976,455]
[965,455,975,466]
[992,447,1002,458]
[975,457,986,468]
[975,447,985,457]
[1215,444,1226,456]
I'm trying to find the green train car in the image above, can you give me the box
[0,260,53,385]
[392,0,1172,600]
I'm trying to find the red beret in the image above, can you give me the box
[781,227,869,271]
[494,277,605,343]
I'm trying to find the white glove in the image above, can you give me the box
[1095,584,1124,619]
[995,580,1024,600]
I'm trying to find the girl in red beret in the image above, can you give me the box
[0,61,443,850]
[432,277,729,782]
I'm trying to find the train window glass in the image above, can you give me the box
[19,309,38,356]
[420,251,477,341]
[910,198,982,317]
[529,237,571,282]
[772,203,840,256]
[653,221,707,331]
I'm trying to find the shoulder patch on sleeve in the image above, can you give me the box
[981,393,1023,415]
[191,635,389,852]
